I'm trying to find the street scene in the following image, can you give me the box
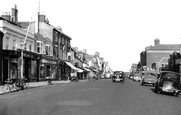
[0,78,181,115]
[1,0,181,115]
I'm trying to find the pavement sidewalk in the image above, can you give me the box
[0,80,71,95]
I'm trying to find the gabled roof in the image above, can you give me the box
[156,57,169,64]
[146,44,180,51]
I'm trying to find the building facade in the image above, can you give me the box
[140,39,180,69]
[0,10,39,84]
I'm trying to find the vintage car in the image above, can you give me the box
[133,73,142,82]
[155,71,181,96]
[112,71,125,83]
[141,71,157,86]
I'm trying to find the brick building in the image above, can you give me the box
[140,39,180,69]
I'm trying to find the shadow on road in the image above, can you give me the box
[150,88,178,97]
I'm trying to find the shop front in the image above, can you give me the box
[58,60,66,80]
[64,61,83,80]
[2,49,41,83]
[2,50,19,84]
[21,50,41,82]
[39,55,58,81]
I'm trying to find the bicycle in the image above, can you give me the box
[2,79,18,93]
[15,78,29,90]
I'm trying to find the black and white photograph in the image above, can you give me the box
[0,0,181,115]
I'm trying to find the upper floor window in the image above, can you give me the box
[59,36,62,44]
[62,37,64,45]
[24,43,27,50]
[46,44,51,56]
[6,36,9,49]
[37,41,43,54]
[13,39,16,50]
[29,44,32,52]
[65,39,67,46]
[67,40,70,47]
[55,32,58,42]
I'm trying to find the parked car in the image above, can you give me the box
[155,71,181,97]
[141,71,157,86]
[133,73,142,82]
[112,71,125,83]
[105,72,111,79]
[129,72,134,79]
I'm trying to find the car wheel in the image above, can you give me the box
[141,82,144,86]
[175,93,179,97]
[155,86,158,93]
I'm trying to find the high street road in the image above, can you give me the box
[0,78,181,115]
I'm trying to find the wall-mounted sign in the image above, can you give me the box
[41,58,57,64]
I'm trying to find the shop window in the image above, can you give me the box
[40,64,45,79]
[47,65,51,77]
[31,61,37,81]
[10,58,18,79]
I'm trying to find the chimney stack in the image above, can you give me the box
[11,4,18,23]
[154,38,160,46]
[39,14,46,22]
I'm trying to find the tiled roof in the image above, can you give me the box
[19,21,34,29]
[34,33,45,41]
[84,54,95,63]
[44,37,52,44]
[147,44,180,51]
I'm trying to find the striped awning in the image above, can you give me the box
[65,61,83,73]
[83,67,91,72]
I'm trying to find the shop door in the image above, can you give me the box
[3,58,8,83]
[24,59,31,82]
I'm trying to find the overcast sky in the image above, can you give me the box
[1,0,181,71]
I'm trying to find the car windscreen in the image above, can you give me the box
[162,72,179,79]
[114,71,123,75]
[146,72,156,76]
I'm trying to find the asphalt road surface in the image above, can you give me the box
[0,78,181,115]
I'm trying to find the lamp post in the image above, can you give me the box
[20,20,32,79]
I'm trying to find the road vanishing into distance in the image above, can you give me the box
[0,78,181,115]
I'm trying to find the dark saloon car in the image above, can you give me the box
[155,71,181,97]
[141,71,157,86]
[112,71,125,83]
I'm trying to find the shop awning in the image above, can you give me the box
[65,61,83,73]
[83,67,91,72]
[92,69,99,72]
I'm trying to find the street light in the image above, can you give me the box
[20,19,32,79]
